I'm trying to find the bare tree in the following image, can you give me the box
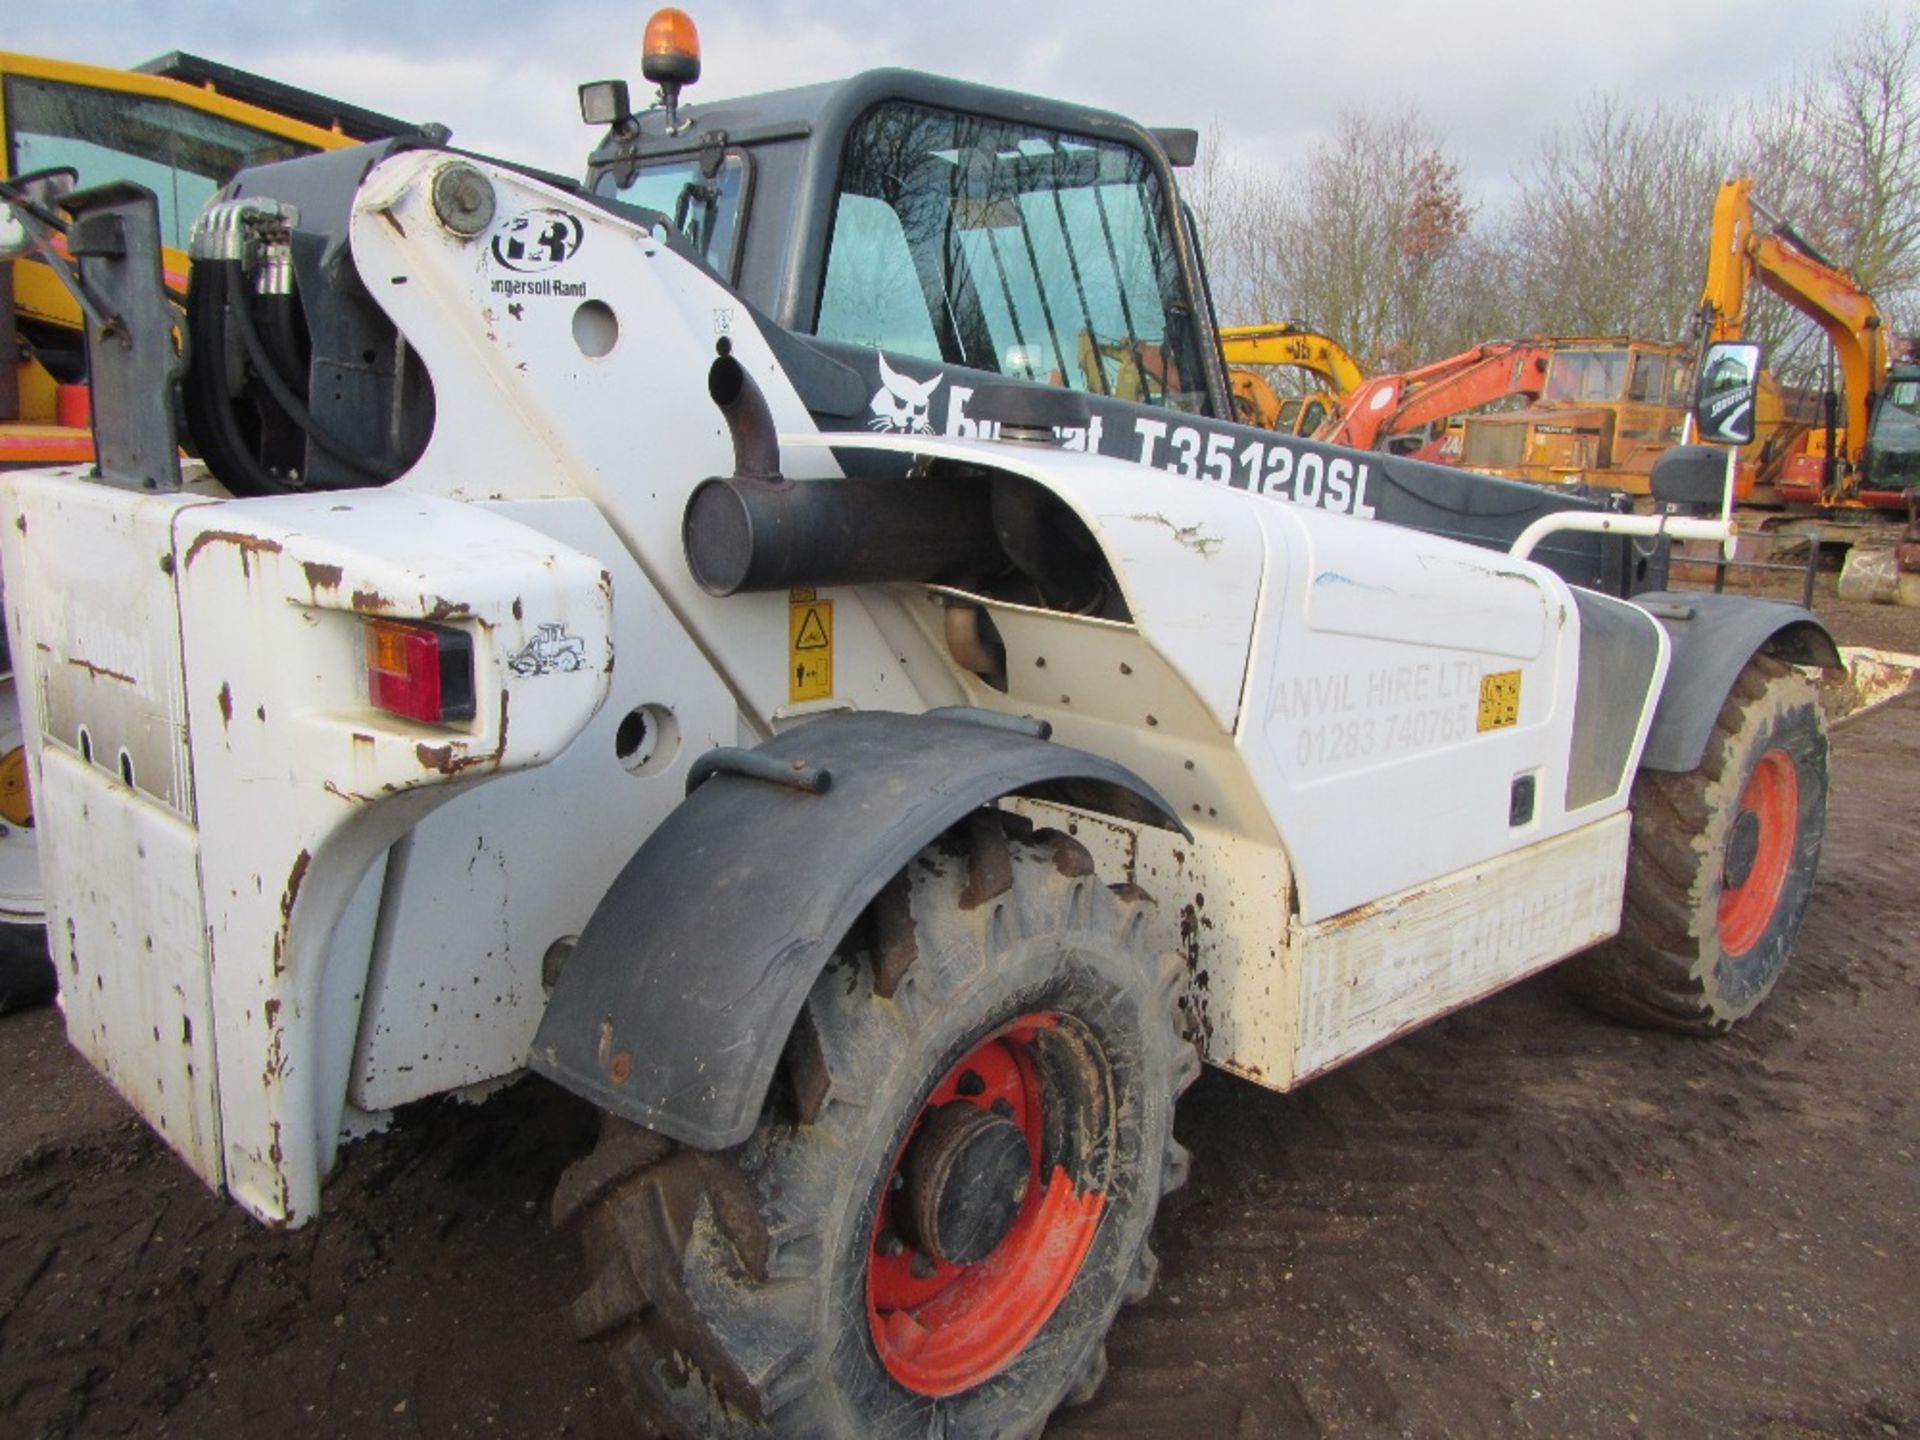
[1505,95,1735,342]
[1740,7,1920,379]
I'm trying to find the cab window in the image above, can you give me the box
[816,101,1208,413]
[4,75,314,250]
[1627,351,1668,403]
[590,151,749,280]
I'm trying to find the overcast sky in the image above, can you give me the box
[6,0,1903,200]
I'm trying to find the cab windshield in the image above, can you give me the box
[815,101,1208,413]
[1544,349,1630,404]
[4,74,315,250]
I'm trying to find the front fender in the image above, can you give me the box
[529,709,1181,1148]
[1636,591,1841,772]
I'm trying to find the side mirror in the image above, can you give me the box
[0,168,80,261]
[1694,340,1763,446]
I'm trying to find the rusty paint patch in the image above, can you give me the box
[264,998,282,1026]
[511,597,523,621]
[183,528,284,573]
[350,587,392,612]
[414,691,510,776]
[302,560,345,592]
[271,849,314,978]
[607,1052,633,1086]
[422,596,472,623]
[217,682,233,726]
[68,656,136,686]
[281,850,312,927]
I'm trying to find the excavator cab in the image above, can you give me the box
[1863,363,1920,494]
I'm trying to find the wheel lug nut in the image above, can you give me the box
[955,1069,986,1097]
[909,1252,939,1279]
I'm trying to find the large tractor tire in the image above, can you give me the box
[555,814,1199,1438]
[1566,653,1828,1033]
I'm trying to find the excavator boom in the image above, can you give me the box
[1699,178,1897,503]
[1320,341,1553,451]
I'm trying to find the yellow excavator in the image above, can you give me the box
[1696,177,1915,511]
[2,49,413,470]
[1218,321,1366,436]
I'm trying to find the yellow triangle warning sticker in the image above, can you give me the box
[788,596,834,702]
[794,608,831,650]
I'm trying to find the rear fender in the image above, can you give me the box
[1635,591,1840,772]
[529,709,1182,1148]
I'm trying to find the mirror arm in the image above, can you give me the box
[0,191,118,336]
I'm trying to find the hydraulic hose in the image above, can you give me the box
[225,267,392,485]
[181,259,285,497]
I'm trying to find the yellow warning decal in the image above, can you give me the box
[1477,669,1521,732]
[789,587,834,702]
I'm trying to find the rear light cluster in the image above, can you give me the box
[366,619,476,724]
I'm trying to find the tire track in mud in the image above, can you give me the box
[1056,695,1920,1439]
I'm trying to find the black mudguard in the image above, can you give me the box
[529,709,1182,1148]
[1635,591,1841,772]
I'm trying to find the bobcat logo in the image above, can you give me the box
[868,351,943,434]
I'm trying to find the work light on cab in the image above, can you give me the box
[365,618,476,725]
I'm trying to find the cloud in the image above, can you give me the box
[8,0,1897,193]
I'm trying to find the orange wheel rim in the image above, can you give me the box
[866,1012,1106,1397]
[0,747,32,828]
[1718,748,1797,957]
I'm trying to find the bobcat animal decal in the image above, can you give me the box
[869,351,943,434]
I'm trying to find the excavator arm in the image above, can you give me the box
[1219,322,1368,395]
[1698,178,1888,470]
[1320,341,1553,451]
[1220,322,1364,433]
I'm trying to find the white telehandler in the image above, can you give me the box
[0,14,1834,1436]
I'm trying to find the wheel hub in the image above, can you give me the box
[1718,747,1800,958]
[866,1011,1111,1398]
[1723,808,1762,891]
[901,1101,1031,1265]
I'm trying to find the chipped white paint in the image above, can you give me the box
[1291,812,1630,1081]
[1,151,1685,1228]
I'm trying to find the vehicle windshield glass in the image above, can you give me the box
[1626,351,1669,404]
[590,151,749,279]
[1544,350,1630,404]
[4,75,315,250]
[816,100,1208,413]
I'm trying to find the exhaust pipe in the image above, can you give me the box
[683,357,1003,596]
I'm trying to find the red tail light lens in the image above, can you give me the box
[366,619,476,724]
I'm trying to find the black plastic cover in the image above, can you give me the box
[1635,591,1841,773]
[528,709,1180,1148]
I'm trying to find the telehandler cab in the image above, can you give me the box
[0,11,1836,1435]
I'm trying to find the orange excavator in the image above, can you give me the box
[1696,177,1915,510]
[1218,322,1365,437]
[1319,340,1553,453]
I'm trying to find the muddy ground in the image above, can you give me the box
[1,584,1916,1439]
